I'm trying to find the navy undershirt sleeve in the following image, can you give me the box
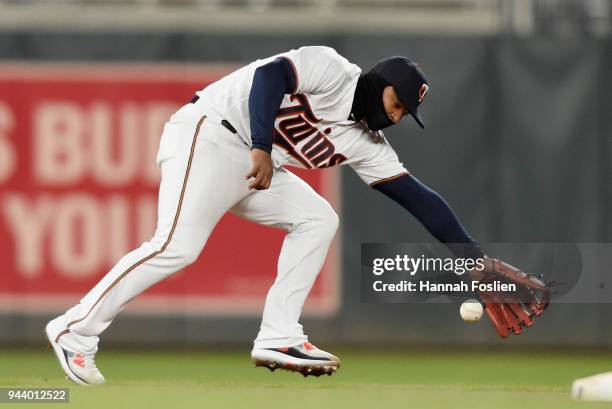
[373,174,484,260]
[248,58,296,153]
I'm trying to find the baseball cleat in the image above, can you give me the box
[45,317,105,386]
[251,342,340,377]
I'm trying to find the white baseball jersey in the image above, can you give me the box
[197,46,408,185]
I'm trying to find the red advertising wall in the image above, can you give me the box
[0,63,340,316]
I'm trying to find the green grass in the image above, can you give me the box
[1,348,611,409]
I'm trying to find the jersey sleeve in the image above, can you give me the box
[279,46,355,95]
[349,136,409,186]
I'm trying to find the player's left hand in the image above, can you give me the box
[246,148,273,190]
[469,257,550,338]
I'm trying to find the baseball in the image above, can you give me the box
[460,299,483,322]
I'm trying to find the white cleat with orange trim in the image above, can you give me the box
[45,317,105,386]
[251,342,340,377]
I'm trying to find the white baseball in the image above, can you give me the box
[460,299,483,322]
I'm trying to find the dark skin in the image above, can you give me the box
[245,85,407,191]
[245,148,274,190]
[382,85,408,124]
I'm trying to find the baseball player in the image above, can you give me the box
[45,46,548,385]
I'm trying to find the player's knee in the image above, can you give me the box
[144,223,209,269]
[327,209,340,232]
[160,239,204,268]
[313,206,339,238]
[178,248,200,266]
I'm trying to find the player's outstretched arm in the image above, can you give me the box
[372,173,483,260]
[373,174,551,337]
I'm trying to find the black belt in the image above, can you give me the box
[190,95,237,134]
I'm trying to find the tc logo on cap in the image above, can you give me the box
[418,84,429,104]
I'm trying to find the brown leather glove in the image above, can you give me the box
[470,257,550,338]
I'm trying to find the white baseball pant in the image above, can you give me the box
[53,100,338,354]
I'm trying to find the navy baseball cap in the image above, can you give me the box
[372,57,429,128]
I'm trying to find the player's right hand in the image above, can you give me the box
[246,148,273,190]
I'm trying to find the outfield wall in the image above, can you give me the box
[0,33,610,347]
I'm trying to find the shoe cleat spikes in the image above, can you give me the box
[251,344,340,378]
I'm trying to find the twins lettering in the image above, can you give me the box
[273,94,347,168]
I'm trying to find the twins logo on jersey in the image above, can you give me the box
[273,94,347,169]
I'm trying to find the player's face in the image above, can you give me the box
[382,86,408,124]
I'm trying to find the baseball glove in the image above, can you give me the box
[470,257,550,338]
